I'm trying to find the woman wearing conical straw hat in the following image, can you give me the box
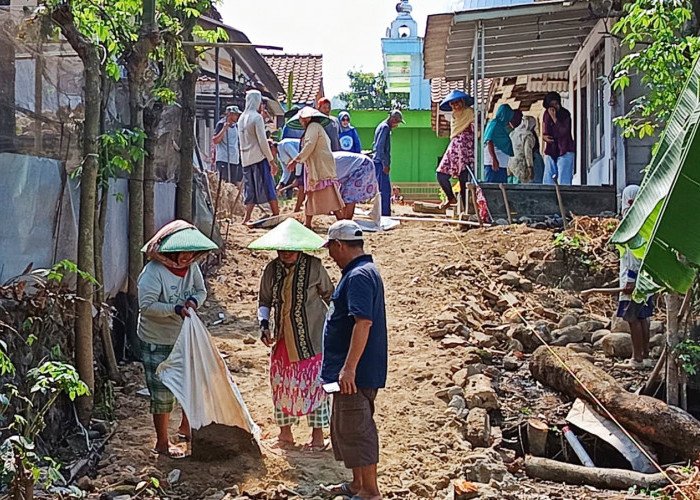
[249,219,334,451]
[287,106,345,228]
[137,220,218,458]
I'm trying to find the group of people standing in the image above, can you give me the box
[136,218,389,500]
[252,219,387,500]
[213,91,401,227]
[434,90,576,207]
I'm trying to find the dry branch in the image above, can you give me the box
[530,346,700,460]
[524,456,669,490]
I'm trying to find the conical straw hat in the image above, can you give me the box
[247,218,325,251]
[145,227,218,253]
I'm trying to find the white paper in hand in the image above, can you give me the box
[156,312,259,438]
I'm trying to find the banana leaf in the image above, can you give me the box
[610,56,700,298]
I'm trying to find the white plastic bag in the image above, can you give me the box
[156,312,259,438]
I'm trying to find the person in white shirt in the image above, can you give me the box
[237,90,279,225]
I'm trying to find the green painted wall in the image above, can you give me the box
[333,109,449,183]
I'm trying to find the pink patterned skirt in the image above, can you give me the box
[437,126,475,178]
[270,337,328,417]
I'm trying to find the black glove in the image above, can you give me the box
[260,319,270,340]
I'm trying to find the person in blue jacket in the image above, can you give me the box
[338,111,362,154]
[372,110,404,216]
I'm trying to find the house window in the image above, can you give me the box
[590,44,606,160]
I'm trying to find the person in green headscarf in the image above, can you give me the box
[483,104,514,183]
[250,219,335,451]
[138,220,218,459]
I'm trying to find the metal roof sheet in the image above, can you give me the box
[424,0,597,80]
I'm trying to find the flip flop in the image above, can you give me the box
[176,433,191,442]
[320,481,355,496]
[151,447,188,460]
[303,441,330,453]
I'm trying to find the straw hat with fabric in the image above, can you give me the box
[247,218,325,251]
[285,107,331,130]
[142,220,218,269]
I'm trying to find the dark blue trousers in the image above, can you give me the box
[373,159,391,216]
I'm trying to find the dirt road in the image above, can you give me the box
[97,215,626,499]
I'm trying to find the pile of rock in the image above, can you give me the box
[435,368,520,499]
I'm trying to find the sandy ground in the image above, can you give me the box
[95,207,635,499]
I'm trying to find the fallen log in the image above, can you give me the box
[524,456,669,490]
[530,346,700,460]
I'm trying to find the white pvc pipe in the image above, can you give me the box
[563,425,595,467]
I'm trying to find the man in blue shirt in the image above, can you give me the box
[320,220,387,500]
[372,110,404,216]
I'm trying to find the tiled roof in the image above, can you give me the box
[263,54,324,106]
[430,78,493,137]
[430,77,492,104]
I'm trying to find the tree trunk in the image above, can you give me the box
[665,293,682,406]
[524,456,669,490]
[0,20,17,153]
[143,101,162,239]
[94,185,120,382]
[51,3,101,424]
[529,346,700,461]
[125,27,159,358]
[176,22,197,221]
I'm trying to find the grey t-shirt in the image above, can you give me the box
[137,261,207,345]
[214,119,240,165]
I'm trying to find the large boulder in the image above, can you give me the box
[611,317,631,333]
[551,326,584,346]
[464,408,491,448]
[557,314,578,329]
[602,332,633,358]
[591,329,611,345]
[464,374,499,410]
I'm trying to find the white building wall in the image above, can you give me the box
[568,19,616,187]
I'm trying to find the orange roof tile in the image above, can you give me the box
[263,54,324,106]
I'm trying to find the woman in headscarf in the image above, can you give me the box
[337,111,362,153]
[508,115,537,183]
[238,90,280,225]
[332,151,378,219]
[483,104,514,184]
[542,91,575,185]
[435,90,475,209]
[288,107,345,228]
[137,220,218,458]
[251,219,334,450]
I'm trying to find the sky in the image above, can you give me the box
[218,0,457,99]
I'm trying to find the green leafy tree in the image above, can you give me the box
[612,0,700,138]
[38,0,222,422]
[0,338,89,500]
[338,71,409,110]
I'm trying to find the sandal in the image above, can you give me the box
[321,481,355,496]
[176,433,191,442]
[151,446,188,459]
[303,441,330,453]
